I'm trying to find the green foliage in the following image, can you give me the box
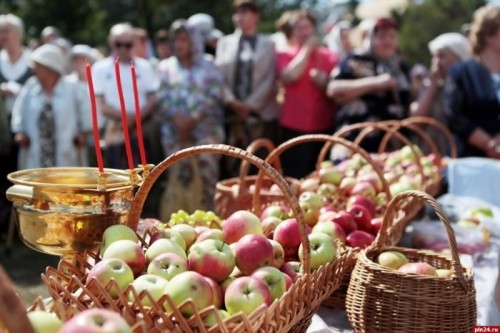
[398,0,485,66]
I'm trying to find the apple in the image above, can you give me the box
[220,276,235,294]
[339,177,357,196]
[376,251,408,269]
[129,274,168,306]
[204,277,223,308]
[27,311,63,333]
[194,226,211,237]
[202,309,230,327]
[390,182,414,197]
[147,252,188,281]
[298,192,324,211]
[188,239,235,282]
[100,225,138,256]
[320,160,334,168]
[86,258,134,298]
[283,274,293,290]
[300,178,320,192]
[347,204,373,232]
[436,269,453,278]
[317,183,337,197]
[350,181,376,199]
[233,234,274,275]
[400,145,420,162]
[163,271,214,317]
[59,309,132,333]
[145,238,187,262]
[318,211,338,223]
[273,219,302,259]
[252,266,286,300]
[299,201,320,227]
[102,240,146,277]
[318,167,341,185]
[222,211,263,244]
[370,217,383,234]
[346,195,376,217]
[398,262,437,276]
[196,229,224,243]
[171,224,197,249]
[150,229,186,251]
[331,212,357,235]
[299,233,336,269]
[224,276,272,315]
[346,230,375,248]
[230,265,244,278]
[319,205,337,215]
[312,221,346,244]
[280,261,301,282]
[261,216,282,238]
[261,205,287,220]
[268,239,285,268]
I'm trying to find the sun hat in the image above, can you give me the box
[71,44,95,63]
[28,44,66,75]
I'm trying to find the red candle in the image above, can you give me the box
[114,58,135,170]
[85,62,104,173]
[130,62,147,166]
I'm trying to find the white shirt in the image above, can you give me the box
[92,57,158,114]
[11,76,92,169]
[0,49,31,115]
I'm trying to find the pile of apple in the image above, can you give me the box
[83,209,339,326]
[375,250,453,278]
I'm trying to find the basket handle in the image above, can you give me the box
[253,134,392,213]
[0,265,35,333]
[370,190,468,291]
[403,116,457,158]
[378,120,439,156]
[127,144,311,273]
[236,139,282,197]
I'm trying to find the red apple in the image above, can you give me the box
[150,229,186,251]
[195,229,224,243]
[204,277,223,309]
[279,261,301,282]
[339,177,357,196]
[398,262,437,276]
[268,239,285,269]
[233,234,274,275]
[312,221,346,244]
[273,219,302,260]
[357,173,383,193]
[319,205,336,215]
[346,195,376,217]
[188,239,235,282]
[370,217,383,234]
[223,211,263,244]
[102,240,146,277]
[350,181,376,199]
[346,204,373,232]
[331,212,357,235]
[346,230,375,248]
[224,276,272,316]
[59,309,132,333]
[284,274,293,290]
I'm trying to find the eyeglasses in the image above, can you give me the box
[114,41,133,50]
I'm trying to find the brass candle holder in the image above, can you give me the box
[6,167,141,260]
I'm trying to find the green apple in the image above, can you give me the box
[59,308,132,333]
[299,201,320,227]
[318,167,341,186]
[100,225,138,256]
[147,252,188,281]
[86,258,134,298]
[188,239,235,282]
[299,191,324,211]
[376,251,408,269]
[220,276,235,294]
[196,229,224,243]
[436,269,453,278]
[224,276,272,316]
[129,274,168,306]
[251,266,286,301]
[102,240,146,276]
[171,224,197,249]
[298,233,336,270]
[150,229,186,251]
[389,182,414,197]
[300,178,320,192]
[203,309,230,327]
[317,183,338,197]
[164,271,214,317]
[320,160,334,168]
[27,310,63,333]
[312,221,346,244]
[145,238,187,262]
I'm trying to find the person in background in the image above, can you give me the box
[92,23,158,169]
[411,33,471,154]
[133,27,157,66]
[273,11,293,52]
[324,20,353,61]
[276,10,338,178]
[41,26,61,44]
[157,20,225,211]
[0,14,32,233]
[443,4,500,158]
[328,18,411,153]
[216,0,279,177]
[154,29,172,61]
[11,44,91,169]
[409,63,428,99]
[188,13,224,58]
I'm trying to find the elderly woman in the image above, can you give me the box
[157,20,225,211]
[11,44,91,169]
[324,20,353,61]
[410,33,471,154]
[444,4,500,158]
[328,18,411,152]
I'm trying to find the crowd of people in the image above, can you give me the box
[1,0,500,223]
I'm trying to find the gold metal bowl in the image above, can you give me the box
[6,167,138,257]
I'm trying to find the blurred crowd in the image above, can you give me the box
[1,0,500,222]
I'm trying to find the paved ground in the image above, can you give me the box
[0,232,59,306]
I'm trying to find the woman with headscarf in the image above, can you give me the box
[324,20,353,61]
[157,19,225,210]
[410,33,471,154]
[327,18,411,152]
[443,4,500,158]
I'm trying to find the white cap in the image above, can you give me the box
[28,44,66,75]
[71,44,95,62]
[428,33,471,62]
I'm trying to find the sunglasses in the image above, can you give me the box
[114,41,133,50]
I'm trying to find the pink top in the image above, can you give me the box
[277,46,338,132]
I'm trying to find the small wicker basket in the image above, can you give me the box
[346,190,476,333]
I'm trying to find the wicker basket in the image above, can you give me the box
[43,144,353,333]
[215,139,300,219]
[346,190,477,333]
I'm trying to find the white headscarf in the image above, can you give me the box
[324,20,352,59]
[428,32,471,62]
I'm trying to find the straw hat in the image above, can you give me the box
[28,44,66,75]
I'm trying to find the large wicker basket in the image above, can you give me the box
[42,144,353,333]
[346,190,477,332]
[215,139,300,219]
